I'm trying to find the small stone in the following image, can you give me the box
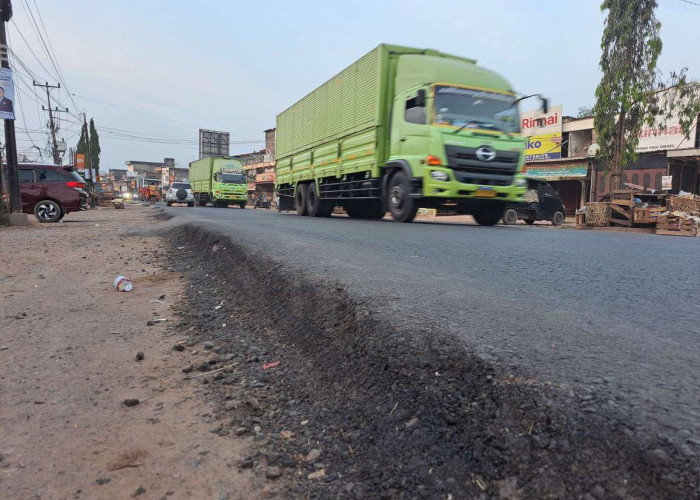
[265,466,282,479]
[96,477,110,485]
[219,494,230,500]
[239,458,254,469]
[642,448,669,466]
[308,468,326,480]
[146,321,155,326]
[133,486,146,497]
[305,449,322,463]
[405,417,419,430]
[135,352,144,361]
[173,344,185,352]
[182,364,195,374]
[591,484,606,499]
[253,425,261,433]
[122,398,140,407]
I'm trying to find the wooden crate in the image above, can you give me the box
[633,206,666,224]
[667,195,700,213]
[655,215,698,237]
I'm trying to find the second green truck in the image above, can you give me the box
[189,156,247,208]
[276,43,546,224]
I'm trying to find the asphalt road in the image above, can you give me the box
[163,205,700,446]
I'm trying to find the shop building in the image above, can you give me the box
[523,106,699,214]
[236,129,276,204]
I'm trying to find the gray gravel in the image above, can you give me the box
[162,206,700,445]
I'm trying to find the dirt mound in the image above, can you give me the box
[167,224,698,499]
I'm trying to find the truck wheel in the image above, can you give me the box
[473,204,504,226]
[239,203,246,209]
[387,171,418,223]
[295,184,309,216]
[552,211,565,226]
[307,182,332,217]
[502,208,518,225]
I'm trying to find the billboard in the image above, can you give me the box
[636,121,695,152]
[0,68,16,120]
[199,129,230,159]
[521,105,562,161]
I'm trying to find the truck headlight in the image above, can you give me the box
[430,171,449,182]
[515,178,527,188]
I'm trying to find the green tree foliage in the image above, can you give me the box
[88,118,101,177]
[593,0,700,190]
[75,125,88,159]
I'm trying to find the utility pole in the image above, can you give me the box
[0,0,24,223]
[33,81,65,164]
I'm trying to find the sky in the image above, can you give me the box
[4,0,700,171]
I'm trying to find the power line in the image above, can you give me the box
[676,0,700,6]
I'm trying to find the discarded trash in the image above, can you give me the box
[113,275,133,292]
[146,318,168,326]
[0,346,8,351]
[122,398,140,407]
[112,199,125,209]
[280,430,295,439]
[263,360,280,370]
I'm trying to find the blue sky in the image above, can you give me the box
[6,0,700,170]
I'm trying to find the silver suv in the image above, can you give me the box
[165,182,194,207]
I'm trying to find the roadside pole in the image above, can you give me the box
[0,1,27,225]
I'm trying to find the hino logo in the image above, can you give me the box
[476,146,497,162]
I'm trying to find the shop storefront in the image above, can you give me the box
[524,161,590,215]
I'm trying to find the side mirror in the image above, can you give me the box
[541,97,549,114]
[416,89,426,107]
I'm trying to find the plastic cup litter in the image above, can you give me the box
[113,275,133,292]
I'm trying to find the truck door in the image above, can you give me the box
[392,89,430,161]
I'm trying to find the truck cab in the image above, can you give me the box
[385,54,531,223]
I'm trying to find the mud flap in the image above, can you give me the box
[278,195,295,212]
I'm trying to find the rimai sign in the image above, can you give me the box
[636,121,694,152]
[521,105,562,161]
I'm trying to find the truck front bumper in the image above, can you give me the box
[214,194,247,202]
[421,167,526,203]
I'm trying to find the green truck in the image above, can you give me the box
[276,43,547,223]
[189,156,248,208]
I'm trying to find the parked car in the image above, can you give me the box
[165,182,194,207]
[18,164,89,222]
[502,179,566,226]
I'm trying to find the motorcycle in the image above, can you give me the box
[254,199,271,209]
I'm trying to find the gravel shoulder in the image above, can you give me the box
[0,207,265,500]
[162,221,699,500]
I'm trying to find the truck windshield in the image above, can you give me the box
[433,85,520,134]
[218,173,245,184]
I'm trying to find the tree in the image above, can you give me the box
[593,0,700,191]
[88,118,101,180]
[577,106,593,118]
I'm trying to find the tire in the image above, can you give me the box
[34,199,62,223]
[166,201,172,207]
[239,203,246,209]
[295,183,309,216]
[525,218,536,225]
[176,188,187,201]
[387,171,418,222]
[502,208,518,225]
[552,211,565,226]
[473,204,505,226]
[187,202,194,208]
[307,182,332,217]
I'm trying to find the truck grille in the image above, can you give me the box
[445,145,519,186]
